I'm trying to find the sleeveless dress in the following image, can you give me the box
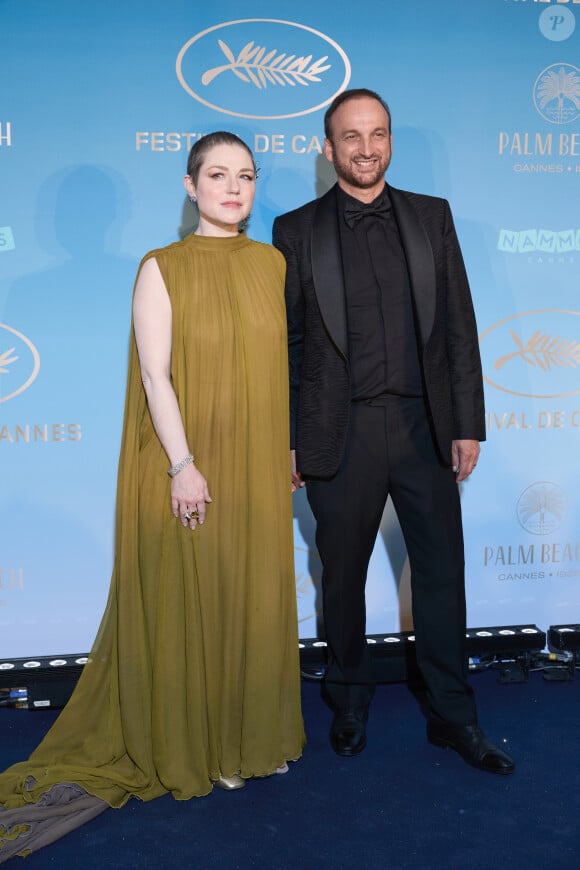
[0,232,305,860]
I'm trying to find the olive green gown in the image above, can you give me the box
[0,232,305,859]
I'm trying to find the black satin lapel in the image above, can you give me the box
[311,187,348,360]
[389,186,436,346]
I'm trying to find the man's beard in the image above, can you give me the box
[331,153,389,189]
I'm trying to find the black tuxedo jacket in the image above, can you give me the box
[272,183,485,479]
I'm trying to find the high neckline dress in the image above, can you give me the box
[0,232,305,860]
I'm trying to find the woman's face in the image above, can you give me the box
[184,143,256,237]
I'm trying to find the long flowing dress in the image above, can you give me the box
[0,232,305,860]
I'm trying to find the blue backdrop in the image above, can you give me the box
[1,0,579,657]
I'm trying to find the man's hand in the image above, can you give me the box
[291,449,305,493]
[451,439,480,482]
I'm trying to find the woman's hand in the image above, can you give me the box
[171,463,212,529]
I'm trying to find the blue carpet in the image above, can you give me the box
[1,670,579,869]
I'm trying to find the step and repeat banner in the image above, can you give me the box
[1,0,579,657]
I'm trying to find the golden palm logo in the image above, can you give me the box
[176,19,350,120]
[202,40,331,89]
[494,331,580,373]
[480,310,580,398]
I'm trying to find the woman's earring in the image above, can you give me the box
[189,195,197,203]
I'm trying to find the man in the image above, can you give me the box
[273,88,514,774]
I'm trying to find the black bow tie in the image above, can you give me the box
[343,199,391,228]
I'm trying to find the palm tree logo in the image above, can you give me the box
[516,482,568,535]
[480,310,580,399]
[202,41,331,90]
[493,330,580,374]
[533,63,580,124]
[176,20,351,121]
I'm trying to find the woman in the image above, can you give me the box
[0,132,305,861]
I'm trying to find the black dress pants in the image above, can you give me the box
[305,395,477,726]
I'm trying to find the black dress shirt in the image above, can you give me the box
[337,185,423,400]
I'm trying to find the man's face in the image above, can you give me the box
[324,97,392,199]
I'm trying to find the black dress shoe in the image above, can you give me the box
[427,720,515,775]
[330,707,369,757]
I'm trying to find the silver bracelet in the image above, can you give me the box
[168,453,195,477]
